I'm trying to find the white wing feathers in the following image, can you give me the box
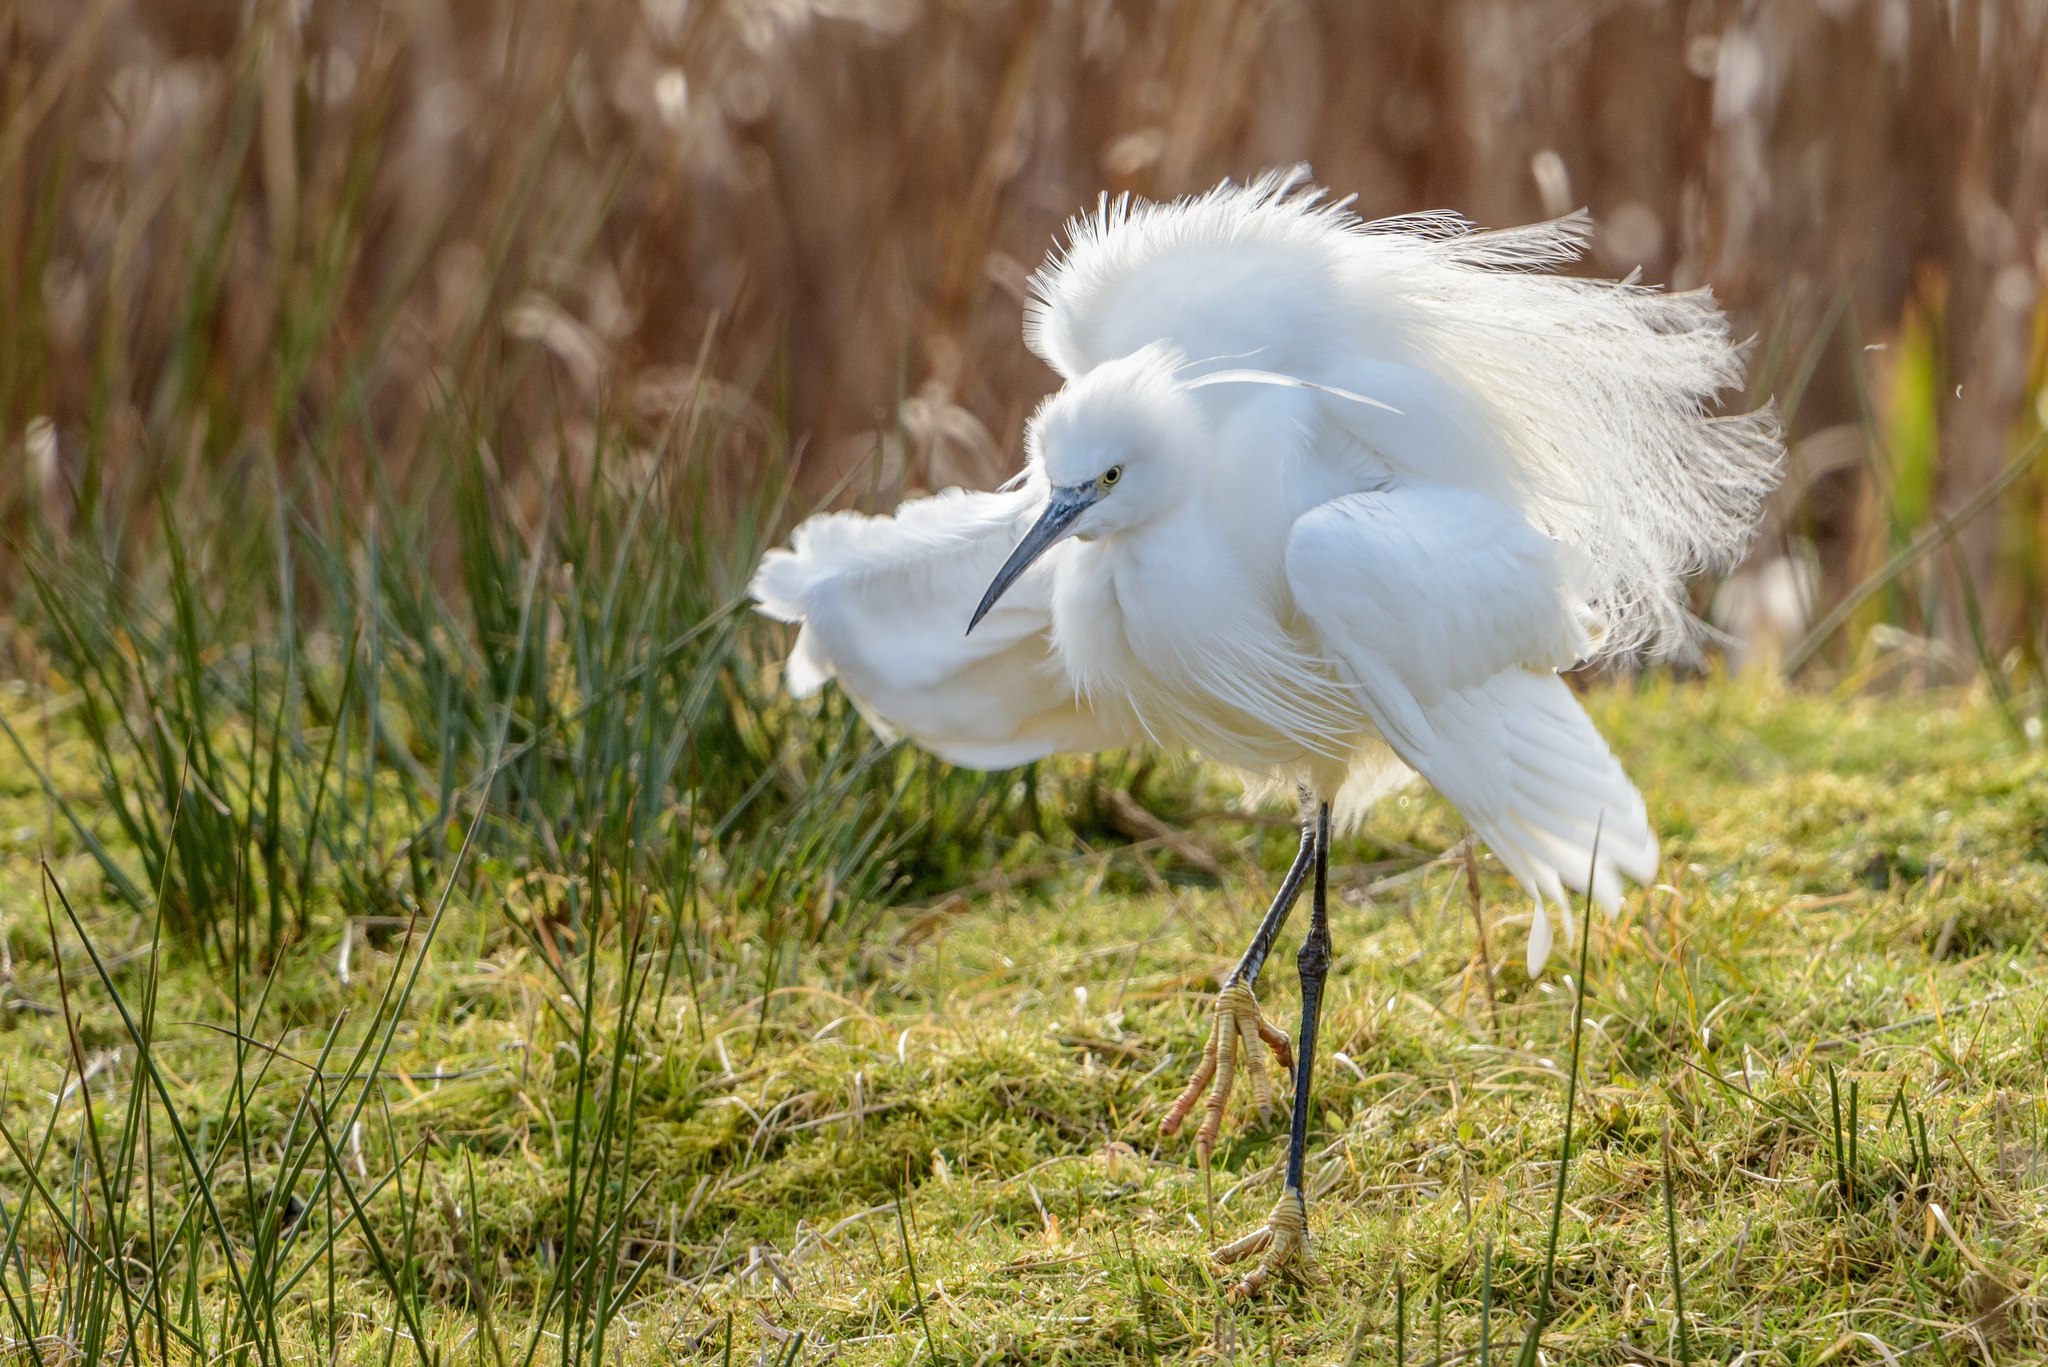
[1286,486,1658,973]
[749,488,1138,769]
[1030,166,1782,662]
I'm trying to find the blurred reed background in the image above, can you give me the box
[4,0,2046,683]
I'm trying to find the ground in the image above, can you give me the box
[0,676,2044,1364]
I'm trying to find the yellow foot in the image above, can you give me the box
[1160,979,1293,1159]
[1213,1187,1315,1299]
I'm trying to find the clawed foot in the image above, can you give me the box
[1213,1186,1316,1299]
[1160,978,1293,1158]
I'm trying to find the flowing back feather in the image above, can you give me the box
[1026,167,1782,660]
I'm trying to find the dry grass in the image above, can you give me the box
[4,1,2048,671]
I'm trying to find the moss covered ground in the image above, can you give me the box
[1,676,2044,1364]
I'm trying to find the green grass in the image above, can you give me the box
[2,671,2044,1364]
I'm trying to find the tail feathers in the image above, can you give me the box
[1406,669,1657,975]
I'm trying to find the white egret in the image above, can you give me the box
[750,168,1781,1295]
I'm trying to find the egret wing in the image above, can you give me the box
[750,488,1139,768]
[1285,484,1658,971]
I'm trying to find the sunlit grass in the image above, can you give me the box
[1,675,2044,1363]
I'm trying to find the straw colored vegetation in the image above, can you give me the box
[2,675,2045,1364]
[6,2,2048,667]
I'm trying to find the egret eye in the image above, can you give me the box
[1100,465,1123,488]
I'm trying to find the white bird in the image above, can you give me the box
[751,168,1781,1295]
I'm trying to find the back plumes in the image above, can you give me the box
[1028,167,1784,662]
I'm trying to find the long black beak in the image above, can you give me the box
[966,486,1097,635]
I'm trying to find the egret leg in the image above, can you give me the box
[1215,801,1333,1297]
[1160,797,1317,1159]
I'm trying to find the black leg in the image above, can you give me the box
[1162,790,1319,1154]
[1215,799,1333,1296]
[1284,801,1334,1196]
[1228,792,1318,988]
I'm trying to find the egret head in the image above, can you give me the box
[968,346,1201,634]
